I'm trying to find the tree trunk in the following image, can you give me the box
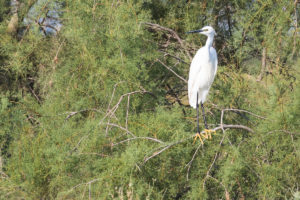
[257,47,267,81]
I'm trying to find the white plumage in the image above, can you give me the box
[187,26,218,108]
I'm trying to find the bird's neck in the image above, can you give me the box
[205,35,214,49]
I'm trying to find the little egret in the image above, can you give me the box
[186,26,218,144]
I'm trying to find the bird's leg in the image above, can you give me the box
[201,101,208,129]
[193,93,204,144]
[201,102,216,139]
[197,95,200,134]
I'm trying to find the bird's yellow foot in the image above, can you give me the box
[193,129,216,144]
[203,129,216,140]
[193,133,204,145]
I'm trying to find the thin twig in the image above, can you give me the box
[99,90,148,127]
[222,108,267,120]
[143,145,173,163]
[65,109,100,120]
[70,178,100,192]
[157,59,188,83]
[143,124,253,164]
[89,182,91,200]
[143,22,193,61]
[185,144,202,180]
[206,175,230,200]
[220,124,254,133]
[53,39,65,64]
[158,50,189,65]
[107,122,136,138]
[126,95,130,129]
[113,137,164,146]
[76,152,107,157]
[105,82,123,136]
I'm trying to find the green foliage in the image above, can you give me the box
[0,0,299,199]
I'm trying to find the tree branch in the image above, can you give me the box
[113,137,163,146]
[158,50,190,65]
[143,124,254,164]
[143,22,193,61]
[157,59,188,83]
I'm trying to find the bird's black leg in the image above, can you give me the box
[201,102,208,129]
[196,92,199,133]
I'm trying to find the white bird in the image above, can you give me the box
[186,26,218,144]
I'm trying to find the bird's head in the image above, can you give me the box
[186,26,216,37]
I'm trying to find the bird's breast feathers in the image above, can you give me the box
[188,47,217,88]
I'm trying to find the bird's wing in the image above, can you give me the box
[210,47,218,76]
[188,48,205,107]
[188,48,203,91]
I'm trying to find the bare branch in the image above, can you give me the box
[106,122,136,138]
[53,39,65,64]
[65,109,100,120]
[220,124,254,133]
[185,144,202,180]
[257,47,267,81]
[157,59,188,83]
[158,50,189,65]
[113,137,163,146]
[143,144,173,163]
[222,108,267,120]
[143,124,254,164]
[126,95,130,129]
[107,122,164,146]
[206,175,230,200]
[143,22,193,61]
[99,90,149,126]
[203,152,219,185]
[292,0,298,57]
[70,178,101,192]
[77,152,108,157]
[105,82,124,136]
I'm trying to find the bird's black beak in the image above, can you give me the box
[186,29,203,34]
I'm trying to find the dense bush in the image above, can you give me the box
[0,0,299,199]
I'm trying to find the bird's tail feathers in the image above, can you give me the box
[188,89,208,109]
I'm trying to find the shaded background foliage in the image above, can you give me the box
[0,0,299,199]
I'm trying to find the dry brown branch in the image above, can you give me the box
[113,137,163,146]
[202,133,227,187]
[143,22,193,61]
[237,178,245,200]
[106,123,136,138]
[53,39,65,64]
[158,50,189,65]
[77,152,107,157]
[185,144,202,180]
[65,109,101,120]
[126,95,130,129]
[28,85,41,104]
[143,124,253,164]
[157,59,188,83]
[292,0,299,57]
[143,144,174,163]
[220,124,254,133]
[106,122,163,146]
[206,175,230,200]
[70,178,100,194]
[71,135,89,153]
[221,108,267,120]
[105,82,124,136]
[257,47,267,81]
[99,89,148,127]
